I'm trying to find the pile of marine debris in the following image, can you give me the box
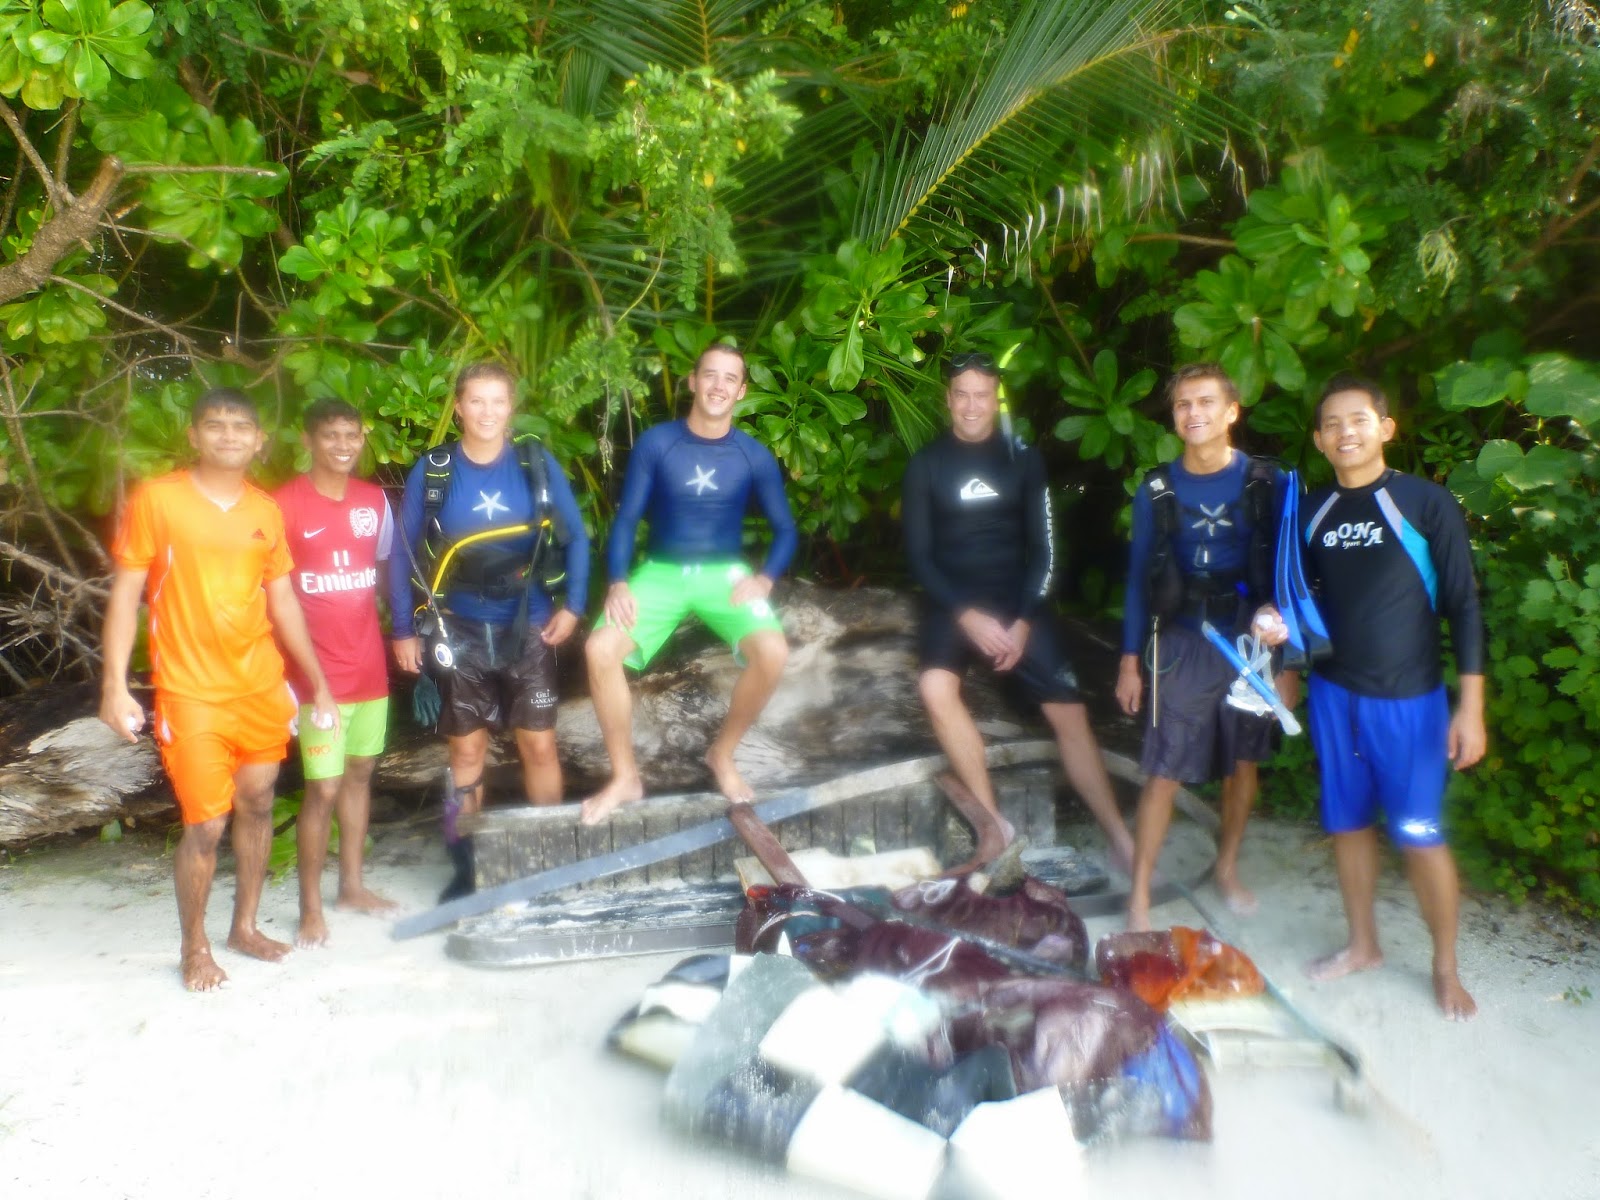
[607,809,1268,1200]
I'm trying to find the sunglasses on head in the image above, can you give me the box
[947,351,997,372]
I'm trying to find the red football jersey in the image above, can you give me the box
[273,474,394,703]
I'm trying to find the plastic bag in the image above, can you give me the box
[1094,927,1265,1012]
[890,875,1088,972]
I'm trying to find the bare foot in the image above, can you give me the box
[941,813,1015,878]
[295,912,329,949]
[181,946,228,992]
[581,775,645,826]
[933,774,1015,875]
[1306,945,1383,982]
[704,746,755,804]
[227,927,292,963]
[1216,874,1258,917]
[1434,969,1477,1021]
[335,886,398,915]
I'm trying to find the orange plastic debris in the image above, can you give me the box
[1094,927,1265,1012]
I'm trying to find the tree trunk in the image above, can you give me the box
[0,582,1130,845]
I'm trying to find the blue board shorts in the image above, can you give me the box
[1307,674,1450,847]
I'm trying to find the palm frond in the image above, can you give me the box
[853,0,1243,250]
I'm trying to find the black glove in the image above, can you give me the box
[412,673,442,729]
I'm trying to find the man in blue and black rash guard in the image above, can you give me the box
[390,363,590,897]
[581,344,797,823]
[902,352,1133,869]
[1261,373,1485,1020]
[1119,363,1295,930]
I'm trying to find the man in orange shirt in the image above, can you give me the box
[100,389,339,992]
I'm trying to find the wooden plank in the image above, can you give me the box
[471,828,512,889]
[573,818,613,893]
[842,791,876,856]
[608,807,649,890]
[872,791,910,852]
[808,805,845,856]
[905,780,940,854]
[537,815,579,881]
[643,807,683,884]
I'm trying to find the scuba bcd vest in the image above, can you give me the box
[1142,455,1277,629]
[412,436,571,609]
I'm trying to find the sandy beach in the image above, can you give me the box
[2,812,1597,1200]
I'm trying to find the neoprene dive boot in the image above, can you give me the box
[439,768,477,903]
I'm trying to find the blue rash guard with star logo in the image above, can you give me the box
[389,441,589,638]
[1121,450,1284,654]
[604,419,798,582]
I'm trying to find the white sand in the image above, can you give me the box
[2,818,1597,1200]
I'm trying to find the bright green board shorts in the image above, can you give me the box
[597,559,785,671]
[298,697,388,781]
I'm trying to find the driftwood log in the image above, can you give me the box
[0,582,1131,845]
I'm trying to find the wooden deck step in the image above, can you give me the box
[461,763,1059,891]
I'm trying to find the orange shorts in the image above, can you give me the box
[153,685,297,824]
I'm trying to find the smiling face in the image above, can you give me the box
[188,406,265,472]
[304,416,365,478]
[689,348,747,424]
[946,367,1000,443]
[1170,374,1238,451]
[455,375,514,446]
[1313,388,1395,485]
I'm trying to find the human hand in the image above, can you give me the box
[99,685,144,743]
[604,582,637,630]
[1115,655,1143,716]
[393,636,422,674]
[1252,605,1290,647]
[995,619,1031,672]
[957,608,1017,668]
[730,572,774,608]
[311,686,341,734]
[1448,706,1487,770]
[542,608,580,646]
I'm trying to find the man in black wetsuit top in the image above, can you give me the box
[1259,374,1485,1020]
[902,352,1134,868]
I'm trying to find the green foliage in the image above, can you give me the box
[1053,349,1175,478]
[2,0,1599,910]
[1441,356,1600,912]
[0,0,155,107]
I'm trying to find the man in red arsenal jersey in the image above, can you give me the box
[275,399,398,945]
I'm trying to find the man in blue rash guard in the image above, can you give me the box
[581,344,797,824]
[903,352,1135,871]
[390,363,590,829]
[1259,374,1485,1021]
[1118,363,1296,930]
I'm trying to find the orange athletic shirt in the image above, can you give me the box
[112,470,293,703]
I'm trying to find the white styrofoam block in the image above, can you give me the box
[760,985,887,1084]
[786,1084,947,1200]
[946,1087,1082,1199]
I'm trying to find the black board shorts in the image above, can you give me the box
[1139,621,1277,784]
[917,603,1083,706]
[434,618,558,736]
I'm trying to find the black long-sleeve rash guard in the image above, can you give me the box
[901,432,1055,618]
[1303,469,1485,699]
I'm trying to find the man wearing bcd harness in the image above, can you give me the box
[390,362,590,900]
[581,343,796,823]
[1259,374,1485,1020]
[903,352,1134,869]
[1119,363,1294,931]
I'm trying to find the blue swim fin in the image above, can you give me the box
[1275,471,1331,664]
